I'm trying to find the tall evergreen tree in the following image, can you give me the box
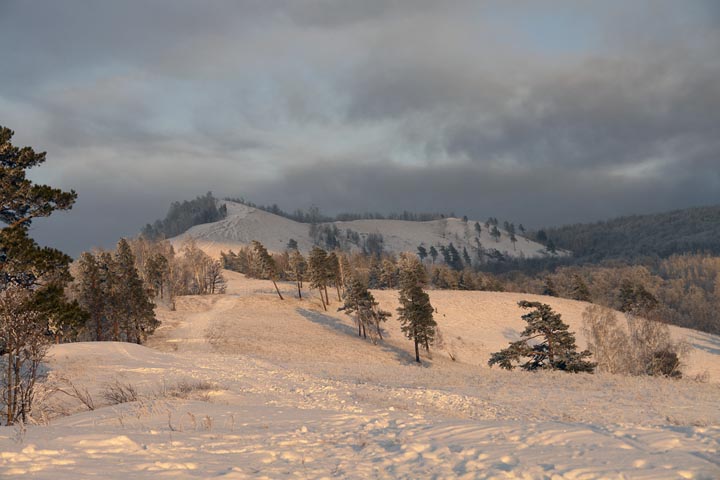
[325,251,342,301]
[308,246,328,310]
[489,301,594,372]
[429,246,438,264]
[288,249,306,299]
[343,273,390,343]
[113,239,158,344]
[397,254,436,363]
[417,245,428,262]
[251,241,284,300]
[570,274,592,302]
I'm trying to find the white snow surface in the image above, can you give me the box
[1,271,719,478]
[172,200,559,259]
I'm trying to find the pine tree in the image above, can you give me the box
[343,273,390,343]
[397,254,436,363]
[75,252,107,340]
[570,274,591,302]
[251,241,284,300]
[113,239,158,344]
[326,251,342,301]
[542,276,559,297]
[490,226,501,242]
[488,301,594,372]
[144,252,169,299]
[308,246,328,310]
[429,246,438,264]
[417,245,428,262]
[288,249,306,298]
[286,238,298,251]
[380,259,398,289]
[474,222,482,236]
[462,247,472,267]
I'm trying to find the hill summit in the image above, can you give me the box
[171,200,556,259]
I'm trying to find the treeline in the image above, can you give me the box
[536,205,720,262]
[142,192,227,240]
[497,254,720,335]
[225,197,454,224]
[70,237,227,342]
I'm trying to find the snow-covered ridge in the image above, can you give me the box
[172,200,562,258]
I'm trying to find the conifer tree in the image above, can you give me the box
[251,240,284,300]
[509,232,517,250]
[288,249,306,299]
[490,225,501,242]
[326,251,342,301]
[144,252,169,299]
[113,239,158,344]
[462,247,472,267]
[417,245,428,262]
[75,252,107,340]
[474,222,482,236]
[429,246,438,264]
[308,246,328,310]
[489,301,594,372]
[380,259,398,289]
[343,273,390,343]
[542,276,559,297]
[397,254,436,363]
[570,274,591,302]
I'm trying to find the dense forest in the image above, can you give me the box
[142,192,227,240]
[537,205,720,262]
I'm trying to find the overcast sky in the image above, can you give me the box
[2,1,719,256]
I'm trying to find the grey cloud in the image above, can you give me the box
[1,1,719,255]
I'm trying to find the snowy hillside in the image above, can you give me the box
[1,272,719,478]
[172,200,559,259]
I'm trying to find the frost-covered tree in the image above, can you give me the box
[113,239,158,344]
[489,301,594,372]
[0,285,48,425]
[343,273,390,343]
[251,241,283,300]
[380,259,398,289]
[326,252,342,301]
[288,249,306,299]
[397,254,436,363]
[308,247,328,310]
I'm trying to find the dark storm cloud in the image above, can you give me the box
[1,1,719,255]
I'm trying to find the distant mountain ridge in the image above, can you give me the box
[541,205,720,262]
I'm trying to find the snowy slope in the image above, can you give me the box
[172,200,559,259]
[1,272,719,478]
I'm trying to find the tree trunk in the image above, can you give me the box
[414,339,420,363]
[335,284,341,302]
[6,351,14,424]
[324,285,330,305]
[272,280,284,300]
[319,288,327,311]
[296,281,302,299]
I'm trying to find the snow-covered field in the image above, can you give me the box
[173,200,557,259]
[1,271,719,478]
